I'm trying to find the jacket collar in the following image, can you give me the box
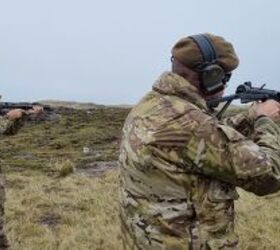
[152,72,207,110]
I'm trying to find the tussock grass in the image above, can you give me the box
[0,107,128,250]
[1,106,280,249]
[236,190,280,249]
[6,170,122,250]
[7,169,280,250]
[55,159,75,177]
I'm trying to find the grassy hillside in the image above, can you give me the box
[0,106,279,249]
[0,107,129,250]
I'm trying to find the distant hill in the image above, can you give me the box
[38,100,104,109]
[38,100,246,111]
[38,100,133,110]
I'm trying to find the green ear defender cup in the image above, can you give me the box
[190,34,230,94]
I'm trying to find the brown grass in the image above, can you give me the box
[6,169,122,250]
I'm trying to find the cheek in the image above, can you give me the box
[205,90,224,100]
[216,89,225,97]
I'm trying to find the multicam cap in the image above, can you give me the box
[171,33,239,72]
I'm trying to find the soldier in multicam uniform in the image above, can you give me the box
[119,33,280,250]
[0,106,42,249]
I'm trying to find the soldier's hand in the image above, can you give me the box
[26,106,44,115]
[249,100,280,119]
[6,109,27,120]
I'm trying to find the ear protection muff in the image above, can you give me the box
[190,34,231,94]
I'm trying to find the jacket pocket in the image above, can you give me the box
[207,180,239,202]
[217,124,244,143]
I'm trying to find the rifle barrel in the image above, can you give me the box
[207,82,280,119]
[0,102,52,112]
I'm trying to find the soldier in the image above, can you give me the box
[119,33,280,249]
[0,106,42,249]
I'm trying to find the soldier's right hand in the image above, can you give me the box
[6,109,26,120]
[249,100,280,119]
[27,106,44,115]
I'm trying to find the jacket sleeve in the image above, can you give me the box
[185,107,280,196]
[149,106,280,196]
[222,111,254,137]
[0,116,25,135]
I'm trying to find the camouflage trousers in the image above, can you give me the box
[120,213,190,250]
[0,173,10,250]
[120,213,238,250]
[120,181,239,249]
[121,223,238,250]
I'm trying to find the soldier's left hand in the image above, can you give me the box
[249,100,280,119]
[6,109,27,120]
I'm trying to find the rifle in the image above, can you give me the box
[0,102,53,116]
[206,82,280,119]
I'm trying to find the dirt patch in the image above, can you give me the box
[38,212,61,228]
[77,161,119,177]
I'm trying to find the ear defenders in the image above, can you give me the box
[190,34,231,94]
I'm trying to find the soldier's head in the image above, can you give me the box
[171,33,239,100]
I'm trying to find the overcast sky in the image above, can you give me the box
[0,0,280,104]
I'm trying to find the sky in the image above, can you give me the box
[0,0,280,105]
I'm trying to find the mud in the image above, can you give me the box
[38,212,61,227]
[77,161,119,177]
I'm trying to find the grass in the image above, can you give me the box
[6,170,122,250]
[0,106,280,249]
[236,191,280,249]
[0,107,128,250]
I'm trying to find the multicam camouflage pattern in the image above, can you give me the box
[0,116,25,250]
[0,116,24,136]
[119,72,280,250]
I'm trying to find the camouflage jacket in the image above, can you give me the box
[119,72,280,250]
[0,116,25,136]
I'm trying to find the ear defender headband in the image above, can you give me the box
[190,34,231,94]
